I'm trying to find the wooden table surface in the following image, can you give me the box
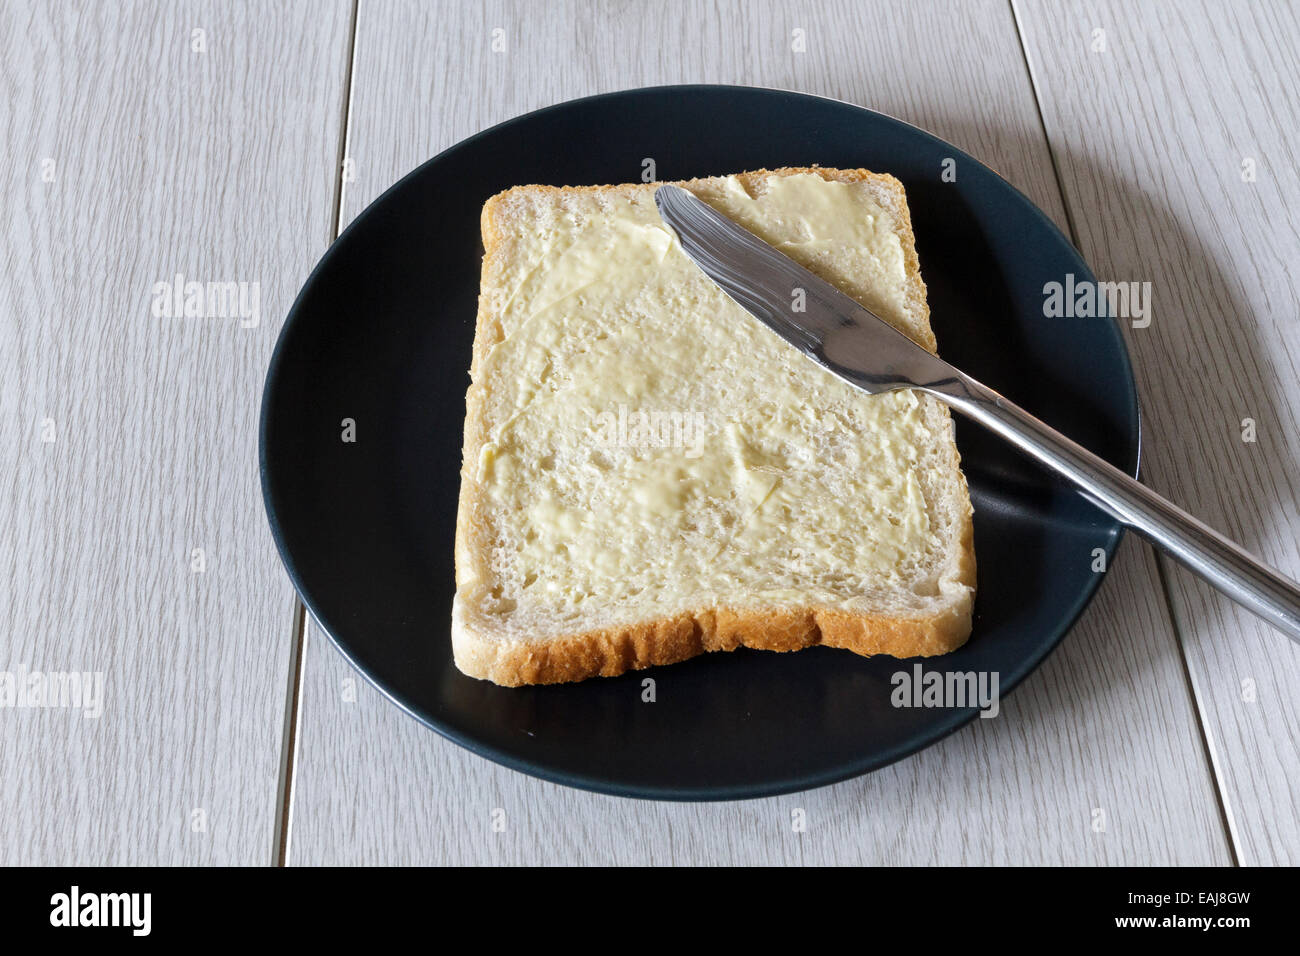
[2,0,1297,865]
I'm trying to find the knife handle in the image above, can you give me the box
[933,376,1300,644]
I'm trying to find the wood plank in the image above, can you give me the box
[287,0,1230,864]
[1014,0,1300,866]
[0,0,353,864]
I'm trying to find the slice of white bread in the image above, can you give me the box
[453,167,975,686]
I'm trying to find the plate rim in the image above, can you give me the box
[259,82,1143,801]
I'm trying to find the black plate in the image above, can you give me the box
[260,85,1139,800]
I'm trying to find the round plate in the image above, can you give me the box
[260,85,1139,800]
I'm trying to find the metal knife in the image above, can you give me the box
[654,182,1300,643]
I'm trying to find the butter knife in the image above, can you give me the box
[654,183,1300,643]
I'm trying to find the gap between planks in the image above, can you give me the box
[1006,0,1241,866]
[271,0,363,868]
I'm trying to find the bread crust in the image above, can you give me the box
[452,593,974,686]
[454,167,976,686]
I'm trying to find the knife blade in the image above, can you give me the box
[653,182,962,397]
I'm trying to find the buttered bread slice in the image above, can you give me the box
[453,167,975,686]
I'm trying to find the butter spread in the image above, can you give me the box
[473,173,943,620]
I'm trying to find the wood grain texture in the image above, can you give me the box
[0,0,352,864]
[1014,0,1300,865]
[286,0,1230,864]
